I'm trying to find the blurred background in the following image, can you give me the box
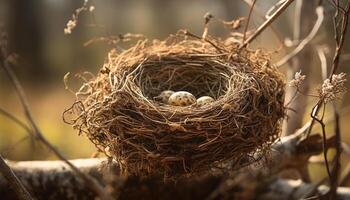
[0,0,350,183]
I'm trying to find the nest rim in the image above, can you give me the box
[65,34,285,176]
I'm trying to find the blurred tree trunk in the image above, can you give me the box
[282,0,317,136]
[7,0,51,82]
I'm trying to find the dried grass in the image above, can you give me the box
[64,31,285,176]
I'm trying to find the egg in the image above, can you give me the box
[155,90,174,103]
[196,96,215,106]
[168,91,196,106]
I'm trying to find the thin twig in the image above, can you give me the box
[329,1,349,78]
[183,30,224,53]
[305,0,350,137]
[1,136,30,157]
[276,6,324,67]
[0,108,33,136]
[239,0,295,49]
[0,33,113,200]
[0,154,33,200]
[310,105,332,179]
[241,0,285,49]
[303,1,350,199]
[0,107,36,155]
[242,0,257,42]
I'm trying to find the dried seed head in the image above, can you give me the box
[321,73,347,103]
[289,70,306,87]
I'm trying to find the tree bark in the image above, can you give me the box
[0,133,346,200]
[0,158,349,200]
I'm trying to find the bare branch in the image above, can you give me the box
[276,6,324,67]
[239,0,295,49]
[242,0,257,42]
[305,0,350,137]
[303,2,350,199]
[240,0,285,48]
[0,107,33,137]
[0,154,33,200]
[0,31,113,200]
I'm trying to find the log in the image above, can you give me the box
[1,158,350,200]
[0,133,345,200]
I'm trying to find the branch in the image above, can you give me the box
[242,0,257,42]
[1,156,349,200]
[0,108,32,135]
[239,0,295,49]
[269,130,335,176]
[275,6,324,67]
[241,0,285,48]
[0,30,113,200]
[0,154,33,200]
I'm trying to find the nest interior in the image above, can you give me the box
[65,33,285,176]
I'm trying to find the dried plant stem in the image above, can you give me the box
[328,2,350,198]
[0,154,33,200]
[239,0,295,49]
[306,1,350,136]
[304,1,350,199]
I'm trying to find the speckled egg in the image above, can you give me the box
[155,90,174,103]
[168,91,196,106]
[196,96,215,106]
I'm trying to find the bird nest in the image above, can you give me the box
[64,32,285,176]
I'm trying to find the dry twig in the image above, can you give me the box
[302,1,350,199]
[0,154,32,200]
[0,31,113,200]
[241,0,285,48]
[275,6,324,67]
[240,0,295,49]
[242,0,257,42]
